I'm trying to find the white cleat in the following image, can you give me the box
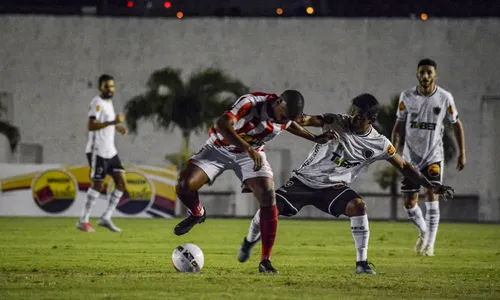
[422,245,434,256]
[415,234,426,255]
[98,218,121,232]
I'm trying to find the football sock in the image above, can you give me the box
[351,215,370,262]
[177,189,204,217]
[246,209,261,243]
[102,189,123,220]
[80,188,99,223]
[425,201,440,247]
[405,205,427,236]
[260,205,278,261]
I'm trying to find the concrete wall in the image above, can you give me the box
[1,16,500,219]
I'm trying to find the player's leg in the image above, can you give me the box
[421,162,443,256]
[97,156,126,232]
[77,153,106,232]
[402,177,427,254]
[174,145,226,236]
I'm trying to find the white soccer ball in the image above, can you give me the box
[172,243,204,273]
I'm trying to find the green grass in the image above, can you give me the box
[0,217,499,300]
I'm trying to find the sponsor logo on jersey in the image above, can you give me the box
[32,170,77,213]
[331,152,361,168]
[427,163,441,177]
[108,171,153,215]
[448,105,454,114]
[399,101,405,111]
[433,107,441,115]
[387,144,396,156]
[238,132,258,144]
[409,121,437,130]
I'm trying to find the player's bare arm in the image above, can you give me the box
[391,119,405,153]
[88,114,124,131]
[286,121,339,144]
[387,153,455,199]
[215,114,262,171]
[453,119,466,171]
[115,125,128,135]
[297,114,325,127]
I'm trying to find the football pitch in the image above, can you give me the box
[0,217,499,300]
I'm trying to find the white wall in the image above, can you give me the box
[1,16,499,219]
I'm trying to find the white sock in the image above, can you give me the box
[351,215,370,262]
[425,201,440,247]
[102,189,123,220]
[405,205,427,236]
[246,209,261,243]
[80,188,99,223]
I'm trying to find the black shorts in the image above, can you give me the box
[275,177,361,218]
[86,153,125,182]
[401,161,443,193]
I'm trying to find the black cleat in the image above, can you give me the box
[259,259,279,274]
[356,261,376,274]
[173,210,206,236]
[237,236,261,263]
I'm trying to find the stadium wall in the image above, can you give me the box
[0,16,499,221]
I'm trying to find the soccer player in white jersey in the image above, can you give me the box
[237,94,455,274]
[77,74,129,233]
[392,59,466,256]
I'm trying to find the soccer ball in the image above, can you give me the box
[171,243,204,273]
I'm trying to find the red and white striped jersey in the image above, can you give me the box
[207,92,292,152]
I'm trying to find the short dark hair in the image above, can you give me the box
[98,74,114,87]
[418,58,437,69]
[280,90,305,118]
[352,93,379,122]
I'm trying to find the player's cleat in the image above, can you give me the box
[422,245,434,256]
[356,261,376,274]
[415,234,426,255]
[237,237,261,263]
[174,210,206,236]
[98,218,121,232]
[259,259,279,274]
[76,222,95,233]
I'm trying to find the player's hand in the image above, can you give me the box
[431,184,455,201]
[314,130,339,144]
[246,147,262,171]
[115,114,125,124]
[116,125,128,135]
[457,154,466,171]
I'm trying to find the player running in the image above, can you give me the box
[77,74,129,233]
[237,94,455,274]
[174,91,336,274]
[392,59,466,256]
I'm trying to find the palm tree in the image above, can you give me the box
[125,67,249,169]
[373,95,456,220]
[0,101,20,152]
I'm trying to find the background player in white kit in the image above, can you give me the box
[237,94,455,274]
[77,74,129,233]
[392,59,466,256]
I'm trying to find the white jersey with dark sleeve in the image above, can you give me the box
[84,95,118,159]
[292,114,396,189]
[396,85,458,169]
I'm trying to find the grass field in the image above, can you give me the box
[0,217,499,300]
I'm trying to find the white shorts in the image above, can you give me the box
[190,144,274,184]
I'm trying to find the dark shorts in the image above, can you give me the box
[86,153,125,182]
[275,177,361,218]
[401,161,443,193]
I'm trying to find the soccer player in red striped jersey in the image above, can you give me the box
[174,90,336,273]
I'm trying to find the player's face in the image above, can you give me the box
[100,80,115,99]
[272,99,291,124]
[416,65,436,88]
[349,105,372,132]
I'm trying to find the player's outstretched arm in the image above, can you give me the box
[286,121,339,144]
[88,114,124,131]
[297,114,325,127]
[391,120,405,153]
[453,119,466,171]
[387,153,455,200]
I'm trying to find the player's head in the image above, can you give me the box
[416,59,437,89]
[273,90,305,124]
[349,93,379,132]
[98,74,115,99]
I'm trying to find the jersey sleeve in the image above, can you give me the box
[445,93,459,124]
[225,95,257,123]
[380,137,396,160]
[396,92,407,121]
[88,99,102,119]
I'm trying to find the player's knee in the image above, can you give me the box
[403,194,418,209]
[114,176,126,191]
[424,188,438,201]
[91,181,103,192]
[253,187,276,207]
[345,198,366,217]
